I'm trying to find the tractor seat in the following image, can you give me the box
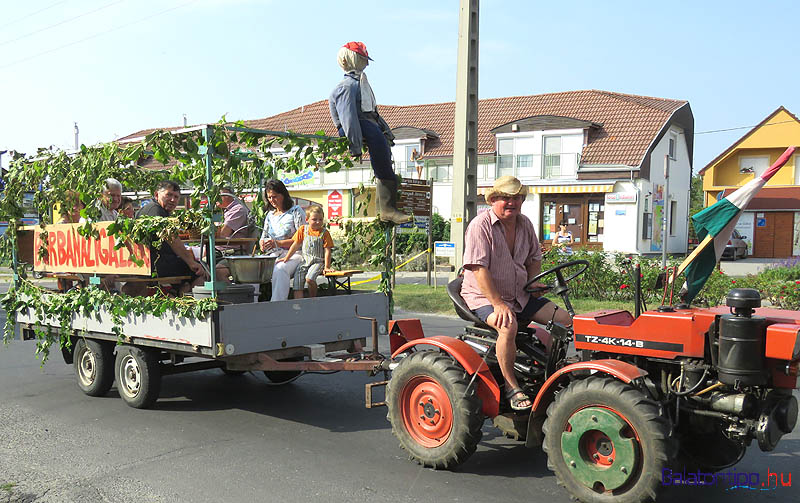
[447,275,493,330]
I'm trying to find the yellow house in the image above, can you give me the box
[699,107,800,258]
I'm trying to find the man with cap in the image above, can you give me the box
[329,41,411,225]
[217,187,249,239]
[460,176,572,411]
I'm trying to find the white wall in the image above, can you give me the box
[603,181,641,253]
[637,126,690,254]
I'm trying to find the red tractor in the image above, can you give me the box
[385,260,799,503]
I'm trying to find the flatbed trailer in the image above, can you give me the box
[16,291,392,408]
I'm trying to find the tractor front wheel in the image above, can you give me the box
[386,350,483,469]
[542,377,673,503]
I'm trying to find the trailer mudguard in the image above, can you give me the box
[531,359,648,413]
[388,319,425,354]
[392,336,501,417]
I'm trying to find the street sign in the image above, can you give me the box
[327,190,342,225]
[434,241,456,257]
[397,178,432,217]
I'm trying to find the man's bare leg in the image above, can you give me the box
[485,313,531,409]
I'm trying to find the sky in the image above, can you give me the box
[1,0,799,174]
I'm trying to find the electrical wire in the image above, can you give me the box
[0,0,125,48]
[0,0,199,70]
[691,119,796,136]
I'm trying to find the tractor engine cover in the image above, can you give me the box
[718,314,767,386]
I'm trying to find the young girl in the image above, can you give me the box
[277,206,334,298]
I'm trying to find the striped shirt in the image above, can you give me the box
[461,208,542,312]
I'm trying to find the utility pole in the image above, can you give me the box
[662,154,670,268]
[450,0,479,277]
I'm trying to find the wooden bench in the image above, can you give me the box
[323,270,363,295]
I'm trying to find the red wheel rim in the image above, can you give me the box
[582,429,616,467]
[400,375,454,447]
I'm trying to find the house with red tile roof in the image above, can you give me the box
[121,89,693,255]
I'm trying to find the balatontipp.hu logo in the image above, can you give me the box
[662,467,792,490]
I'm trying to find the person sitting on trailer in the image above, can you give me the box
[122,180,207,296]
[211,187,251,280]
[119,196,136,219]
[259,179,306,301]
[460,176,572,412]
[277,205,334,299]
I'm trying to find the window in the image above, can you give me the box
[543,136,561,178]
[739,156,769,177]
[795,155,800,185]
[642,213,653,239]
[669,200,678,235]
[668,132,678,160]
[497,138,514,177]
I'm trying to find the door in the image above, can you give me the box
[753,213,774,258]
[754,212,794,258]
[773,212,793,257]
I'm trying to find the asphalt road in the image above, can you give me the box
[0,308,797,503]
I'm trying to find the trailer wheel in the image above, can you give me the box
[386,350,483,469]
[115,346,161,409]
[73,338,115,397]
[542,377,673,503]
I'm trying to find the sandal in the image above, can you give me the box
[505,387,532,411]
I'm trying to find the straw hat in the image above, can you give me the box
[484,176,527,202]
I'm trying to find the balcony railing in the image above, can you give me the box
[496,153,581,181]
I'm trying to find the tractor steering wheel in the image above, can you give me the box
[524,260,589,317]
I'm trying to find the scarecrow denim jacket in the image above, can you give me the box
[329,72,364,156]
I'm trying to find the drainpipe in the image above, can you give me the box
[632,168,641,255]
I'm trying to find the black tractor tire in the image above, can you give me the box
[386,350,484,469]
[73,338,115,397]
[114,345,161,409]
[542,377,674,503]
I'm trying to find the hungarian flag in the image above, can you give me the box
[681,146,796,304]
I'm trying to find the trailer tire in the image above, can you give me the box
[386,350,483,469]
[115,345,161,409]
[74,338,115,397]
[542,377,674,503]
[263,357,304,384]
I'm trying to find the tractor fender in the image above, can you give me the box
[531,359,648,413]
[392,336,501,418]
[524,359,648,448]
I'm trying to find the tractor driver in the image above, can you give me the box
[460,176,572,411]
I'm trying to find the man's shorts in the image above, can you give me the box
[472,295,551,326]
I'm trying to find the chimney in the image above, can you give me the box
[74,122,79,150]
[183,114,188,127]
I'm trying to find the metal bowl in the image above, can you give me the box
[226,255,278,284]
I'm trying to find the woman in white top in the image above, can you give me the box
[259,180,306,301]
[552,222,574,256]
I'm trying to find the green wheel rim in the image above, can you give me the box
[561,406,639,491]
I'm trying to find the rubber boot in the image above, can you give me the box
[375,178,412,225]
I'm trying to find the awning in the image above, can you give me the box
[477,184,614,195]
[530,184,614,194]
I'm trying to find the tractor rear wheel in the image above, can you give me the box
[386,350,483,469]
[542,377,673,503]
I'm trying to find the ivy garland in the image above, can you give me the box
[0,120,368,361]
[3,278,218,362]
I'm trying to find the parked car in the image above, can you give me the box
[722,229,748,260]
